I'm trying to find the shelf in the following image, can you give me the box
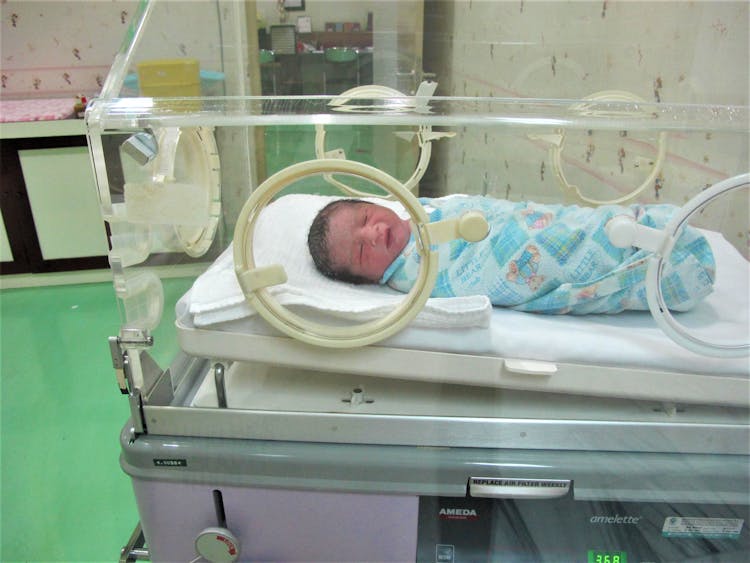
[298,31,373,49]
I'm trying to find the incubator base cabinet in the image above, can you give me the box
[116,355,750,563]
[120,409,750,563]
[89,2,749,562]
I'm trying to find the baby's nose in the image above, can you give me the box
[362,222,385,245]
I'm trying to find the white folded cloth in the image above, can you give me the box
[187,194,492,329]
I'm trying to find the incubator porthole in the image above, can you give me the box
[313,83,453,199]
[551,91,667,206]
[233,159,440,348]
[646,175,749,358]
[554,127,667,204]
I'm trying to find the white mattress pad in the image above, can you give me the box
[177,230,749,377]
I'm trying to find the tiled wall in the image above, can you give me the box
[429,0,748,105]
[0,0,234,99]
[0,1,138,97]
[424,1,748,252]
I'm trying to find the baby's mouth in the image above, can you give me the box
[385,227,392,249]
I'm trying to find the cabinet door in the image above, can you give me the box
[0,134,108,275]
[19,145,108,260]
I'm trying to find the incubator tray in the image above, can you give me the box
[136,355,749,455]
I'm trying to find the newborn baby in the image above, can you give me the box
[307,195,715,314]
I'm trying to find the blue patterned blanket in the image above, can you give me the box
[381,195,715,314]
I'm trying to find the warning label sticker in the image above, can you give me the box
[662,517,744,539]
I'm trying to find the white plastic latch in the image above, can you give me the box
[236,264,287,293]
[151,127,181,183]
[425,211,490,245]
[324,148,346,159]
[413,80,438,112]
[605,215,668,253]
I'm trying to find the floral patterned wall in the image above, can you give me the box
[1,0,139,98]
[424,0,749,253]
[429,0,748,105]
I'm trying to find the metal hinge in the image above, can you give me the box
[108,331,154,394]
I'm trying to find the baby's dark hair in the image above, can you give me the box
[307,199,373,285]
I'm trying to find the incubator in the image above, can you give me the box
[88,2,749,561]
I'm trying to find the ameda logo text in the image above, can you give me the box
[439,508,479,520]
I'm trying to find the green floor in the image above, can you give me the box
[0,125,420,561]
[0,277,193,562]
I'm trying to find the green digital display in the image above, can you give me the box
[587,550,627,563]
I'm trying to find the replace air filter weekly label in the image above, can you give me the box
[662,517,744,539]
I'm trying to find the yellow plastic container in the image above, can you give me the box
[137,58,201,97]
[136,59,201,111]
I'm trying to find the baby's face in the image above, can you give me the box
[327,202,411,282]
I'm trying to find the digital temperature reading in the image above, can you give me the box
[587,550,628,563]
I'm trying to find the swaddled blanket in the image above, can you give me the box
[382,195,715,314]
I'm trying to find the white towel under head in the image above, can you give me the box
[187,193,492,329]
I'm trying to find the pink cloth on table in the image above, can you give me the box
[0,98,75,123]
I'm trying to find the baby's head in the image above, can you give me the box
[308,199,411,284]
